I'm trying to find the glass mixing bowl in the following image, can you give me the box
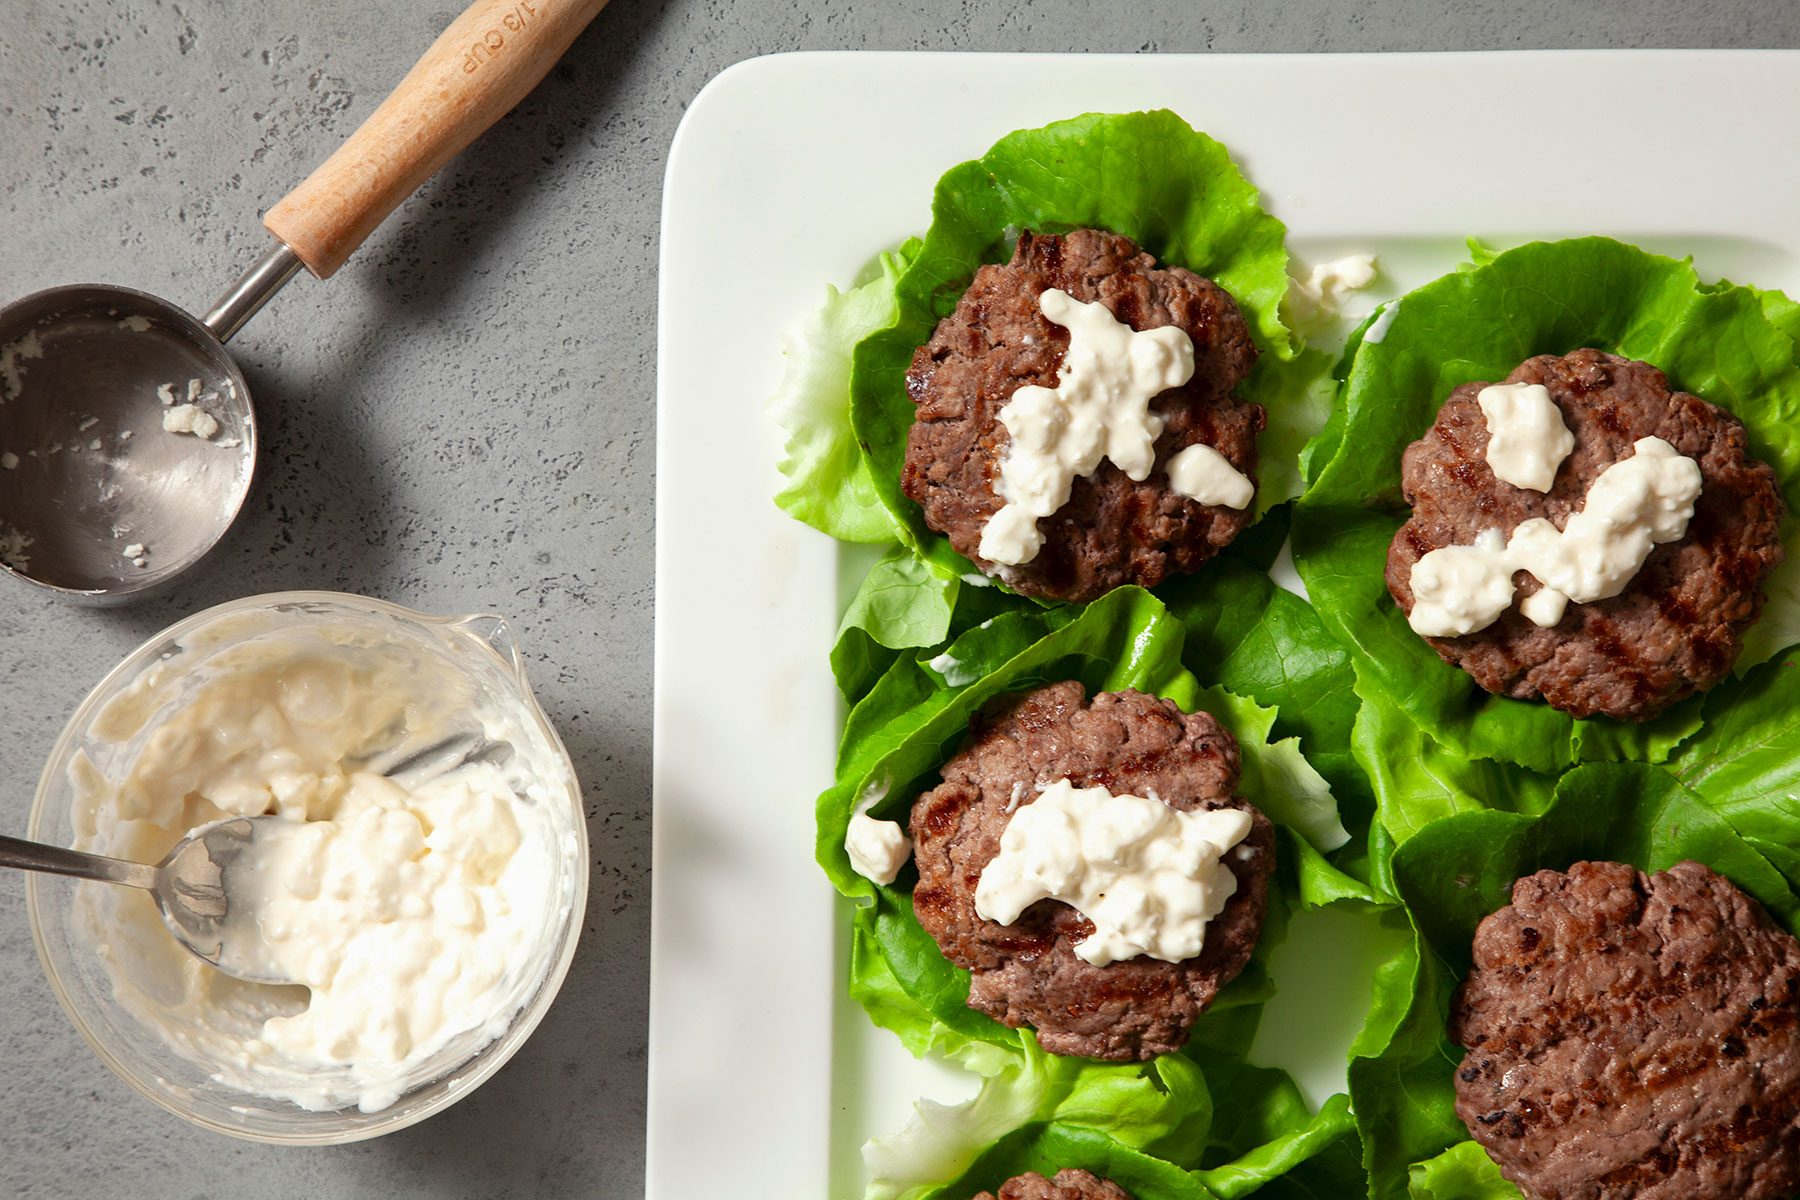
[25,592,589,1143]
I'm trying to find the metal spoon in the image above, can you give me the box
[0,0,610,602]
[0,817,293,985]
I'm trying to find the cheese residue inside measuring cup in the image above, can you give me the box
[70,627,577,1113]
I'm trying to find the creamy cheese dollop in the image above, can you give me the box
[980,289,1195,566]
[1363,299,1402,345]
[211,769,532,1092]
[1408,436,1702,637]
[1479,382,1574,492]
[1166,443,1253,509]
[974,779,1252,967]
[845,813,912,886]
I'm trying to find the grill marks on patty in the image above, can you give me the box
[901,229,1264,603]
[1387,349,1786,721]
[908,682,1273,1061]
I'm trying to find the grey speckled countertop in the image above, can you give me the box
[1,2,1797,1197]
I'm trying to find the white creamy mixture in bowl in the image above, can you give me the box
[25,593,587,1143]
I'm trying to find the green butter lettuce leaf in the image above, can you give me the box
[891,1125,1206,1200]
[870,1061,1362,1200]
[1350,677,1556,849]
[815,586,1367,1196]
[1293,236,1800,774]
[1202,682,1349,857]
[771,244,920,542]
[1160,551,1380,886]
[847,110,1304,581]
[1192,1074,1357,1197]
[1670,648,1800,874]
[1349,761,1800,1199]
[864,1037,1210,1200]
[1406,1142,1517,1200]
[1343,912,1465,1200]
[830,543,1040,706]
[1250,347,1342,517]
[830,545,961,704]
[1751,284,1800,345]
[819,587,1357,1021]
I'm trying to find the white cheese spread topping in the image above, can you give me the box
[926,652,980,688]
[974,779,1252,967]
[1166,443,1253,509]
[980,289,1195,566]
[1408,437,1702,637]
[210,769,530,1091]
[1478,383,1574,492]
[1363,299,1401,345]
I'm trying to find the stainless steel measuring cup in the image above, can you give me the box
[0,0,609,602]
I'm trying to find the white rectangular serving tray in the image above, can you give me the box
[651,49,1800,1200]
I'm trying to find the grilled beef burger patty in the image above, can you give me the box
[1388,349,1785,721]
[1453,860,1800,1200]
[909,681,1273,1061]
[902,229,1264,603]
[972,1169,1135,1200]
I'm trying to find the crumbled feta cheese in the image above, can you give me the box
[1286,254,1380,337]
[163,404,220,440]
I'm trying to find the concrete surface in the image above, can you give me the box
[0,1,1796,1197]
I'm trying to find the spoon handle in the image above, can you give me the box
[0,834,157,890]
[263,0,611,279]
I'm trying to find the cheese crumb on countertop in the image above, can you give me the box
[0,330,45,402]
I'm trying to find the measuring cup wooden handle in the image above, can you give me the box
[264,0,608,279]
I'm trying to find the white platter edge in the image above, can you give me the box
[650,49,1800,1200]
